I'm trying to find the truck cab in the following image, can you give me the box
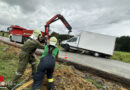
[61,36,80,51]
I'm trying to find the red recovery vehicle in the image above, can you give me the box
[8,25,44,43]
[7,14,72,43]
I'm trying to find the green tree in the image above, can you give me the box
[115,36,130,52]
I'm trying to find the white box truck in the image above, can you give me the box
[61,31,116,57]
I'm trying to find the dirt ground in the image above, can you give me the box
[1,42,129,90]
[2,45,20,55]
[22,64,128,90]
[53,65,96,90]
[21,65,96,90]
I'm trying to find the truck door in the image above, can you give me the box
[67,36,79,47]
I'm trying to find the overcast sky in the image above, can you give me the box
[0,0,130,36]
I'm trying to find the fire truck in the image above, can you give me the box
[7,14,72,43]
[7,25,44,43]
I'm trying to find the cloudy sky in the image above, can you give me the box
[0,0,130,36]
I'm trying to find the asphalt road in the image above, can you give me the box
[0,36,130,81]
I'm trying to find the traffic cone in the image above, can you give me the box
[64,52,68,60]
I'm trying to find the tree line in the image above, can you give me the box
[115,36,130,52]
[50,32,73,43]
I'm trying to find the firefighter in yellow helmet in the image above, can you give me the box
[7,30,44,89]
[32,37,59,90]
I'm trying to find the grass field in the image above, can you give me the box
[0,43,18,82]
[111,51,130,63]
[0,32,8,37]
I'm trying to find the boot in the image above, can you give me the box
[48,82,54,90]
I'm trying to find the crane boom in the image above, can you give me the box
[45,14,72,36]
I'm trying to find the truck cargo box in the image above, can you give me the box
[78,31,116,55]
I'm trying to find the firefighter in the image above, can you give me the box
[7,30,44,89]
[2,31,4,36]
[32,37,59,90]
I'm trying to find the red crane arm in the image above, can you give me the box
[45,14,72,36]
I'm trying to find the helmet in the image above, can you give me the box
[30,30,41,40]
[49,37,57,46]
[33,30,41,37]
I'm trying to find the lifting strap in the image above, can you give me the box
[48,45,55,54]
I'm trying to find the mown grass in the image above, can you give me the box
[87,78,103,89]
[111,51,130,63]
[0,32,8,37]
[0,43,18,82]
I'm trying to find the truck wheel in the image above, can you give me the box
[10,36,13,42]
[94,52,99,57]
[65,44,70,51]
[22,37,28,44]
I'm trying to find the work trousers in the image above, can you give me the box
[9,51,36,88]
[32,55,55,90]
